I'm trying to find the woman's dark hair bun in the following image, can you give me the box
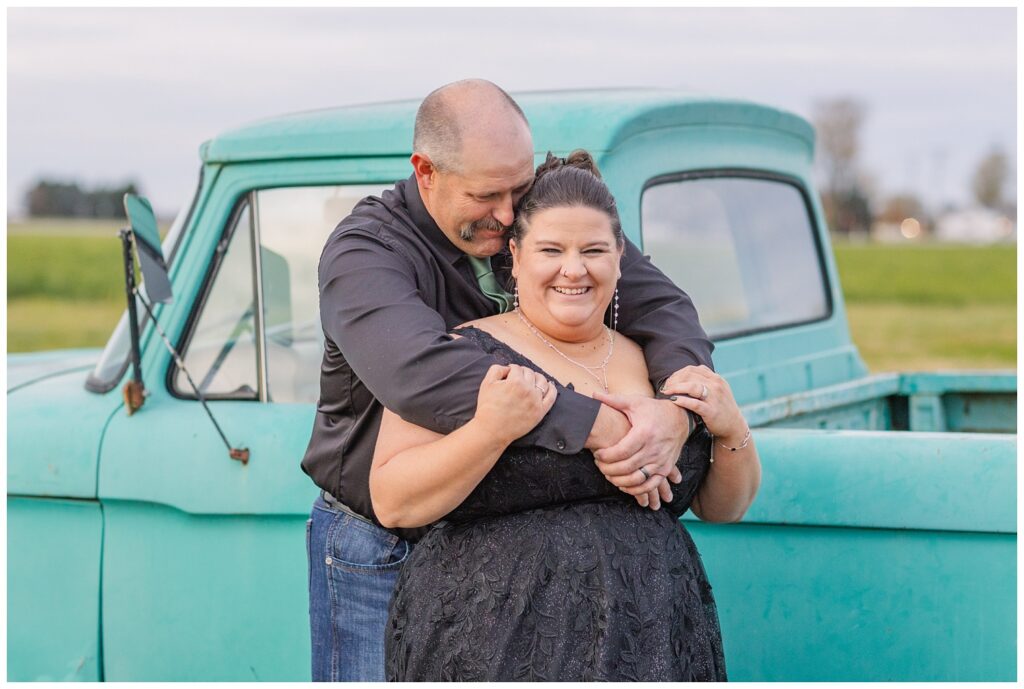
[563,150,601,178]
[535,149,602,183]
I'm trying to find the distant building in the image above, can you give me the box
[934,207,1016,243]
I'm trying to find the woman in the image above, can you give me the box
[370,151,761,681]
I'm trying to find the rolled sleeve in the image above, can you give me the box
[320,232,485,431]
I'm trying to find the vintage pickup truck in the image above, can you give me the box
[8,90,1016,681]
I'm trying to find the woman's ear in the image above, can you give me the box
[509,238,520,278]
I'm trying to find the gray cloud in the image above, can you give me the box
[8,7,1016,216]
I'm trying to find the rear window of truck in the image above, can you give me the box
[641,172,831,339]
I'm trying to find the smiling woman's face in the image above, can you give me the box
[511,205,623,343]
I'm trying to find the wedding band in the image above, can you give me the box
[700,383,709,401]
[534,383,546,393]
[639,466,651,481]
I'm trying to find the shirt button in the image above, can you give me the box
[325,556,333,566]
[556,439,566,451]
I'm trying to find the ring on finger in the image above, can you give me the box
[639,466,651,481]
[534,383,546,393]
[700,383,709,401]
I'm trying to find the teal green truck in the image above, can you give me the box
[7,90,1016,681]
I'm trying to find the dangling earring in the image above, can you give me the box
[612,287,619,331]
[513,284,519,311]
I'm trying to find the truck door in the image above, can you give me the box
[97,178,387,680]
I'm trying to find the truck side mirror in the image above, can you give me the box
[124,194,172,304]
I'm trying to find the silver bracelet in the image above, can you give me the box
[716,427,751,453]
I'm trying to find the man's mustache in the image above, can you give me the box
[459,217,512,241]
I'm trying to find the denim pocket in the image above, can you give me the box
[327,514,411,574]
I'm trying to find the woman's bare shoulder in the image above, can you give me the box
[615,331,645,362]
[614,331,653,385]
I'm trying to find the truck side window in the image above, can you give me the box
[174,201,259,399]
[253,184,387,403]
[641,174,830,339]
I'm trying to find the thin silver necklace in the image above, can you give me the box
[515,307,615,392]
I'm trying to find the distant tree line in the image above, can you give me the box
[813,97,1014,238]
[25,179,141,218]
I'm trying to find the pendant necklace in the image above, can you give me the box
[515,307,615,392]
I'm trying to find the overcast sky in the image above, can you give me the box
[7,7,1017,217]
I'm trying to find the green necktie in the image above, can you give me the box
[467,256,514,313]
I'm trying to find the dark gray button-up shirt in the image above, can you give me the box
[301,176,712,542]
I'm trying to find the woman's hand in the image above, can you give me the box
[660,365,747,446]
[474,364,558,445]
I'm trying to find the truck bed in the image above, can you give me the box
[743,371,1016,434]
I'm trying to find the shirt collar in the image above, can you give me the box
[398,175,464,265]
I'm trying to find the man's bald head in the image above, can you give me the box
[413,79,530,173]
[410,80,535,258]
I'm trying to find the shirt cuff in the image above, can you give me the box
[512,387,601,455]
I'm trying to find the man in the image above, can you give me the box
[302,79,713,681]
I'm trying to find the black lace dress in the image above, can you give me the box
[384,327,727,681]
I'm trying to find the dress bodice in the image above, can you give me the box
[445,326,712,523]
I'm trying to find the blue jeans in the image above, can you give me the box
[307,492,411,681]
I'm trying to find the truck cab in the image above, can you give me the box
[8,89,1016,681]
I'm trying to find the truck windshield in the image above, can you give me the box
[84,175,199,393]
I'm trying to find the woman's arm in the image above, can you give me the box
[661,365,761,523]
[689,434,759,523]
[370,363,557,529]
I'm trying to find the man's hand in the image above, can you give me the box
[590,392,691,505]
[586,401,682,510]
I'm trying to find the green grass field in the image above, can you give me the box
[6,220,1017,373]
[833,241,1016,371]
[8,233,127,301]
[834,243,1015,306]
[7,220,129,352]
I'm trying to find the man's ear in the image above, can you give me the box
[410,153,436,188]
